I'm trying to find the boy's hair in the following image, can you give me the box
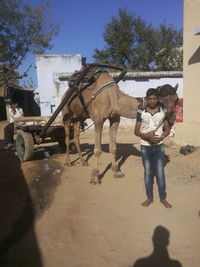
[146,88,159,97]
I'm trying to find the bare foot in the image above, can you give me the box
[142,199,153,207]
[160,199,172,208]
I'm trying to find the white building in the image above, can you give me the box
[35,54,82,116]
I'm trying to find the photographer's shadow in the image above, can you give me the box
[133,225,182,267]
[0,141,43,266]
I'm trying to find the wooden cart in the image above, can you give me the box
[14,116,66,161]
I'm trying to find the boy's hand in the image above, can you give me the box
[143,131,163,144]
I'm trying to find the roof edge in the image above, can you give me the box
[56,71,183,81]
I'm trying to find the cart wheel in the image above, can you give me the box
[16,130,34,161]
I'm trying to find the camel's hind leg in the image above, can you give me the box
[90,120,103,185]
[73,121,87,166]
[64,120,72,167]
[109,116,124,178]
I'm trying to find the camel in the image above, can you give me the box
[62,67,179,184]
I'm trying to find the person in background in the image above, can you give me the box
[134,88,172,208]
[15,102,23,115]
[4,103,23,150]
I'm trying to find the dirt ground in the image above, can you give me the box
[0,121,200,267]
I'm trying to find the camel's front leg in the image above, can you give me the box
[73,121,87,166]
[64,121,72,167]
[90,120,103,185]
[109,116,124,178]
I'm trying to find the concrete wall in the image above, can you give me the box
[116,77,183,128]
[118,78,183,98]
[174,0,200,145]
[35,54,82,116]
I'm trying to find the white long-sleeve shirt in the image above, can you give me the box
[9,108,24,123]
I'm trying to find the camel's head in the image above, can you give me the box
[157,84,179,126]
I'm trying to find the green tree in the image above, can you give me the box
[154,23,183,70]
[0,0,59,70]
[93,9,183,71]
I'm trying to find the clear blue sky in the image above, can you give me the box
[21,0,183,85]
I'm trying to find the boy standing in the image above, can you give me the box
[4,103,23,150]
[134,88,172,208]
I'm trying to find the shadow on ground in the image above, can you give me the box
[0,140,43,266]
[132,225,182,267]
[68,142,141,180]
[68,142,170,182]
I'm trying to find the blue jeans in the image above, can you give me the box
[141,144,166,200]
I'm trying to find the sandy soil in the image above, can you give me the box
[0,121,200,267]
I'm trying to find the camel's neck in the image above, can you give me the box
[117,90,139,119]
